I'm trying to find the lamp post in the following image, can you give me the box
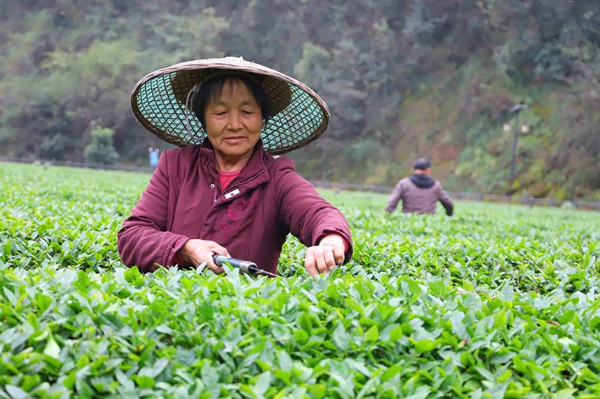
[507,103,528,203]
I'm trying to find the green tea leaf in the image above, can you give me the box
[5,385,28,399]
[43,335,61,359]
[135,375,155,389]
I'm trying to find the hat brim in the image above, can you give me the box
[130,57,330,155]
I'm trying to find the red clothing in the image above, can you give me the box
[117,140,353,275]
[219,170,241,190]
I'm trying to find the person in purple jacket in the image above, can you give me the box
[118,57,352,276]
[385,157,454,216]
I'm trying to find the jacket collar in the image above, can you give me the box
[199,138,271,195]
[409,172,435,189]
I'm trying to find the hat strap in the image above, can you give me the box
[184,85,199,139]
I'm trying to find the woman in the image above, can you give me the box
[118,57,353,276]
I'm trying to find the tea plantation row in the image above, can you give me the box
[1,162,599,398]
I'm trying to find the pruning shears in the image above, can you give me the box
[213,255,278,278]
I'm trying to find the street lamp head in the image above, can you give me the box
[503,123,512,132]
[521,125,530,134]
[509,103,528,113]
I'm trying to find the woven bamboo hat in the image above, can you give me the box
[130,57,330,155]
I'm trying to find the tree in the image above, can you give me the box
[83,125,119,165]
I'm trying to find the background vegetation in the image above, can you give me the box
[1,0,599,200]
[1,162,600,398]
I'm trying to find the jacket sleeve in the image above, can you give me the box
[385,180,404,213]
[437,182,454,216]
[117,151,190,272]
[273,159,353,263]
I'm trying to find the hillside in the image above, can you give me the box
[0,0,598,200]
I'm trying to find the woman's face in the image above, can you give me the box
[204,78,263,168]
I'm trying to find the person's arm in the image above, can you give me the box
[117,151,190,272]
[385,180,404,213]
[437,183,454,216]
[274,162,353,275]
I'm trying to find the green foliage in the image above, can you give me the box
[293,43,331,88]
[1,1,600,199]
[84,125,119,165]
[1,162,600,397]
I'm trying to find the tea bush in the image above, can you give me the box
[1,162,599,398]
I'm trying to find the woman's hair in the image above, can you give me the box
[190,74,272,129]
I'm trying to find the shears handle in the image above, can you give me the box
[212,255,277,277]
[213,255,258,273]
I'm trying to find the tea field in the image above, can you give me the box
[1,162,600,399]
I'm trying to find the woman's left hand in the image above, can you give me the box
[305,234,346,276]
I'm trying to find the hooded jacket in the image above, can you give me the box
[385,173,453,215]
[117,140,353,275]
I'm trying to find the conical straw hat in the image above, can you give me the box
[131,57,330,155]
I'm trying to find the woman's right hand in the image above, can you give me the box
[177,239,230,274]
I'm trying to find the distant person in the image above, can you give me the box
[385,157,454,216]
[118,57,352,277]
[148,147,159,168]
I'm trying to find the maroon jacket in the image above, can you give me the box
[117,140,353,275]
